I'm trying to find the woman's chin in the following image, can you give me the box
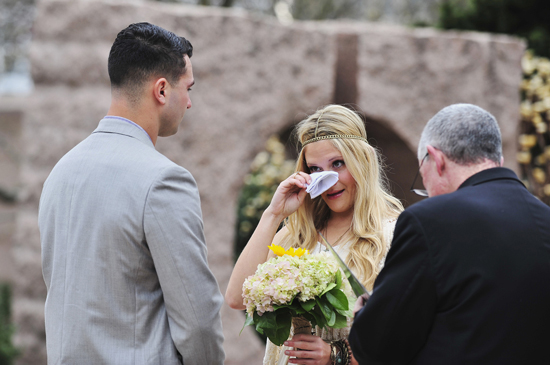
[326,203,353,216]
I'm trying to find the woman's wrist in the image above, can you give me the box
[327,339,352,365]
[262,205,286,225]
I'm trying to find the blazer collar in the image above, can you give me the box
[93,117,155,149]
[458,167,525,190]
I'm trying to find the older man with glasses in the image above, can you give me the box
[349,103,550,365]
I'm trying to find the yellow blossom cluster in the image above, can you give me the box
[268,244,309,257]
[519,52,550,204]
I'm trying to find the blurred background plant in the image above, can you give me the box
[234,135,296,261]
[0,284,19,365]
[439,0,550,203]
[518,52,550,204]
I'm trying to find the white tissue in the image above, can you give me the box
[305,171,339,199]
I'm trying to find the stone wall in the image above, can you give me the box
[0,1,525,364]
[0,104,21,284]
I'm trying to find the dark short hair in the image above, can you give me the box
[108,22,193,90]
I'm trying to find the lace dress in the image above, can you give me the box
[263,220,397,364]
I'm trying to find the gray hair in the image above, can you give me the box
[417,104,502,165]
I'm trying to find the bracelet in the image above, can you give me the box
[329,340,350,365]
[343,339,353,363]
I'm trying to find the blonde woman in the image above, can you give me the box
[226,105,403,365]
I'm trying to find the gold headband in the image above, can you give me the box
[301,109,368,148]
[302,134,368,147]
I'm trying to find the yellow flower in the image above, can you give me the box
[532,113,544,126]
[519,134,537,149]
[268,244,286,256]
[536,122,548,134]
[533,168,547,184]
[520,101,533,119]
[268,244,309,257]
[517,151,532,164]
[533,101,546,113]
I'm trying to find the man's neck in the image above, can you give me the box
[107,98,159,145]
[448,159,501,192]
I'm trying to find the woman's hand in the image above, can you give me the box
[284,334,332,365]
[266,172,311,221]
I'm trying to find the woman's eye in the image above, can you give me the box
[309,166,321,172]
[333,160,345,169]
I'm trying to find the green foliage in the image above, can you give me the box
[243,270,351,346]
[234,135,295,261]
[0,284,19,365]
[439,0,550,57]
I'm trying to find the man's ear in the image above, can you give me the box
[427,145,445,176]
[154,78,168,105]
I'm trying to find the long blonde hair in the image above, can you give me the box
[278,105,403,290]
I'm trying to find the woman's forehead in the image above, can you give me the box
[304,140,342,164]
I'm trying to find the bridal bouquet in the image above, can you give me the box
[241,244,354,346]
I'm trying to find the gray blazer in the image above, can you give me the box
[39,117,225,365]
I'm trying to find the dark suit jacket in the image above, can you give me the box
[349,167,550,364]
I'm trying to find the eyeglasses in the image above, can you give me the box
[410,153,429,197]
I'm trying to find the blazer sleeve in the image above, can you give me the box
[349,210,438,364]
[144,165,225,365]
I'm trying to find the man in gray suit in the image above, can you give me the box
[39,23,225,364]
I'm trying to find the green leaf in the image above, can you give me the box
[327,308,336,326]
[266,311,292,346]
[332,312,348,329]
[316,297,334,323]
[320,282,337,296]
[301,312,318,328]
[313,305,327,328]
[256,311,277,332]
[252,310,294,347]
[336,307,353,318]
[240,312,254,335]
[335,269,343,290]
[325,288,349,311]
[299,299,316,312]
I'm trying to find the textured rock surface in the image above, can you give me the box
[0,1,525,364]
[0,107,20,283]
[320,22,525,166]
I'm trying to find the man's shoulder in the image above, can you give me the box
[405,168,525,217]
[404,191,459,217]
[48,130,191,187]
